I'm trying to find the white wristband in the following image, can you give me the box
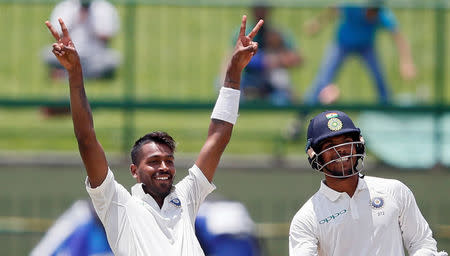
[211,87,240,125]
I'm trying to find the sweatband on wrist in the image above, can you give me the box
[211,87,240,125]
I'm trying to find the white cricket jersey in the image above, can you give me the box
[86,165,215,256]
[289,176,445,256]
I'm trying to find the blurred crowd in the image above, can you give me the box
[31,197,263,256]
[41,0,416,112]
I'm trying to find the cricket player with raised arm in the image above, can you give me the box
[289,110,447,256]
[45,16,263,256]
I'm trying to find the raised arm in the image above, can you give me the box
[45,18,108,188]
[391,31,416,81]
[195,15,264,182]
[304,7,338,37]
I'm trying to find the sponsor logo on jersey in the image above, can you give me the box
[370,197,384,209]
[319,209,347,224]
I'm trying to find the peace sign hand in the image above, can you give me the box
[45,18,80,72]
[230,15,264,72]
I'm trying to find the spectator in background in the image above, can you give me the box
[195,196,262,256]
[285,0,417,141]
[41,0,120,117]
[222,3,302,106]
[303,0,416,105]
[43,0,120,80]
[30,200,113,256]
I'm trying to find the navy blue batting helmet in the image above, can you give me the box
[306,110,361,153]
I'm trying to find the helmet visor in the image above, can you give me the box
[312,141,365,178]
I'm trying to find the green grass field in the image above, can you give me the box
[0,165,448,255]
[0,108,308,155]
[0,4,449,154]
[1,5,448,101]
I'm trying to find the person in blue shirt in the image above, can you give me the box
[304,2,416,105]
[221,3,303,106]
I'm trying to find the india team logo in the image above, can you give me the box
[327,117,343,131]
[370,197,384,209]
[170,198,181,207]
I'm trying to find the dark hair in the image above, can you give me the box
[130,131,176,165]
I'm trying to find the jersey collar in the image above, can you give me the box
[319,177,368,201]
[131,183,176,210]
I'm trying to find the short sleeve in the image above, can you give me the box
[175,165,216,223]
[379,8,398,32]
[85,168,132,251]
[289,207,319,256]
[85,168,131,222]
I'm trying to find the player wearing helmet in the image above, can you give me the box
[305,110,365,179]
[289,110,447,256]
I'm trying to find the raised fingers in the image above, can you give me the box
[62,45,76,53]
[242,42,258,53]
[247,19,264,39]
[45,20,60,41]
[52,45,64,57]
[58,18,71,39]
[239,15,247,38]
[52,43,62,51]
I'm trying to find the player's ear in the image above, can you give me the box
[130,164,138,179]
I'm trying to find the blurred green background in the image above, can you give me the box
[1,166,449,255]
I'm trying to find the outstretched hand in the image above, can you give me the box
[229,15,264,72]
[45,18,80,72]
[400,60,417,81]
[304,19,321,37]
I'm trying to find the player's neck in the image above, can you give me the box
[155,198,164,208]
[149,194,167,209]
[142,185,166,208]
[324,175,359,197]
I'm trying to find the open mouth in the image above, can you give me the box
[153,173,172,182]
[335,156,351,163]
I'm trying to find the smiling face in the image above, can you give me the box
[130,142,176,202]
[318,134,359,177]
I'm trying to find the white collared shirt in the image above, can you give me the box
[86,164,215,256]
[289,176,444,256]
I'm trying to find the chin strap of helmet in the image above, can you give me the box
[307,147,319,171]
